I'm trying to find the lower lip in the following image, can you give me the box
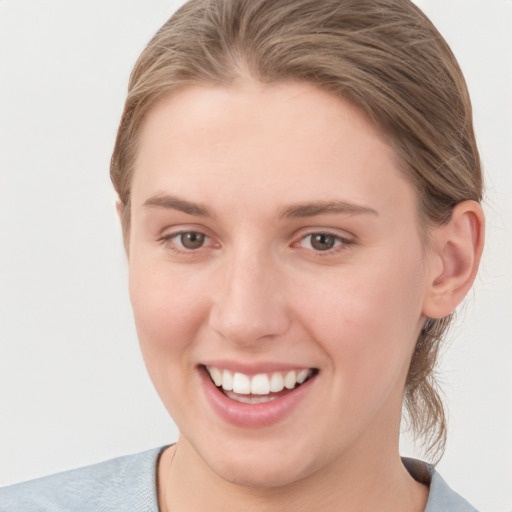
[199,368,316,428]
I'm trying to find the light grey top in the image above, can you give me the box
[0,447,478,511]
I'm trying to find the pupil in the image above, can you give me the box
[311,233,335,251]
[181,232,205,249]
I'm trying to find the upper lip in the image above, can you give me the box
[200,360,317,375]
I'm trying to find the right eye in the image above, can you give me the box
[175,231,206,249]
[160,230,213,253]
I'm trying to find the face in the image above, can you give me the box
[128,81,432,488]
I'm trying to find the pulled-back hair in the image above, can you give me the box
[111,0,482,461]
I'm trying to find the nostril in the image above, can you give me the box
[207,265,291,345]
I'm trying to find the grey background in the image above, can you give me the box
[1,1,511,510]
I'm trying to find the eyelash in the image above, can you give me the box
[294,232,353,255]
[158,231,214,255]
[158,230,354,256]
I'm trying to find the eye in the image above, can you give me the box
[297,232,350,252]
[159,230,212,253]
[177,231,206,250]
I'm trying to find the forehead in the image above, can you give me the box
[137,81,390,159]
[132,81,416,219]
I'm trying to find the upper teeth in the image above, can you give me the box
[206,367,312,395]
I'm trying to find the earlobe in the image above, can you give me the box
[422,200,485,319]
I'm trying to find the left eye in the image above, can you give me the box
[179,232,205,249]
[299,233,344,251]
[167,231,208,250]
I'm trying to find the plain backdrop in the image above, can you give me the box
[0,1,511,510]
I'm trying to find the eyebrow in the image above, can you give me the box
[278,200,378,218]
[143,194,211,217]
[143,195,378,219]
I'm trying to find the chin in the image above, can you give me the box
[212,458,309,489]
[196,437,320,490]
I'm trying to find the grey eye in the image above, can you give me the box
[180,232,205,249]
[309,233,337,251]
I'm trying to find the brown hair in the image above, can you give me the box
[111,0,482,461]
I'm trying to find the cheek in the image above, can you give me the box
[127,257,218,425]
[293,249,426,399]
[128,256,209,377]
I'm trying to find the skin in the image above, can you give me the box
[125,80,484,511]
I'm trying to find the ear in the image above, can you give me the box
[422,200,485,319]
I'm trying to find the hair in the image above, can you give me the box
[110,0,482,462]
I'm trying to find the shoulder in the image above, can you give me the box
[0,446,165,512]
[402,458,479,512]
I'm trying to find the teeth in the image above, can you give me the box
[284,370,297,389]
[209,367,222,386]
[251,373,270,395]
[297,369,309,384]
[224,390,279,404]
[222,369,233,391]
[206,366,314,397]
[232,372,251,394]
[269,372,284,392]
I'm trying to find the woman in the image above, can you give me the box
[0,0,487,510]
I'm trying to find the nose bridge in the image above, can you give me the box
[209,243,290,345]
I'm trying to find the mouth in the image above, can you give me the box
[203,365,319,405]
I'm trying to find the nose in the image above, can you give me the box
[208,248,291,347]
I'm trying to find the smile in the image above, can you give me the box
[204,366,317,404]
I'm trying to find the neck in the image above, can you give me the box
[158,436,428,512]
